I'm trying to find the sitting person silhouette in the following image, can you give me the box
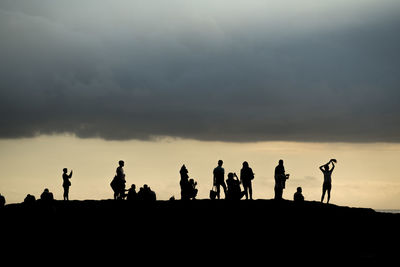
[293,187,304,202]
[188,178,198,200]
[138,184,156,201]
[24,194,36,204]
[179,165,198,200]
[226,173,245,200]
[126,184,137,201]
[40,188,54,202]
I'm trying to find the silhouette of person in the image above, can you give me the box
[180,164,190,200]
[294,187,304,202]
[40,188,54,202]
[226,172,245,200]
[213,160,227,199]
[320,159,336,203]
[111,160,126,200]
[138,184,156,201]
[188,178,198,200]
[62,168,73,201]
[24,194,36,204]
[126,184,137,201]
[179,164,198,200]
[274,159,289,200]
[240,161,254,200]
[0,193,5,208]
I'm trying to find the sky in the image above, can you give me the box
[1,0,400,209]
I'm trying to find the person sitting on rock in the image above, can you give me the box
[294,187,304,203]
[40,188,54,202]
[126,184,137,201]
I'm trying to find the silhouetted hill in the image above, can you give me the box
[2,199,399,264]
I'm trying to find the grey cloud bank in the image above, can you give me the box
[1,0,400,142]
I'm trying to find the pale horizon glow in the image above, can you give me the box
[1,135,399,210]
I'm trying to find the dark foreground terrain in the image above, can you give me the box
[2,199,399,264]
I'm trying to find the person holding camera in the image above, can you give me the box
[62,168,73,201]
[320,159,336,204]
[226,172,244,200]
[274,159,289,200]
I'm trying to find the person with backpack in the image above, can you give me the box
[240,161,254,200]
[111,160,126,200]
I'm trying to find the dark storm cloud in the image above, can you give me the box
[1,0,400,142]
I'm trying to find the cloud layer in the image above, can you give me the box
[1,0,400,142]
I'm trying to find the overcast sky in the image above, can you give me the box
[1,0,400,142]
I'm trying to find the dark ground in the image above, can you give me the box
[1,199,399,264]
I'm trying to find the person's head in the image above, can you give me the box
[228,172,234,179]
[180,164,187,173]
[218,160,223,166]
[297,187,302,193]
[324,164,329,171]
[63,168,67,173]
[279,159,284,166]
[242,161,249,168]
[144,184,148,189]
[119,160,124,167]
[44,188,49,193]
[130,184,136,190]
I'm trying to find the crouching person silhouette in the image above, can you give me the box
[226,173,245,200]
[274,159,289,200]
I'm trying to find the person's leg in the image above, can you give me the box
[249,182,253,200]
[216,183,221,199]
[327,188,331,204]
[221,181,227,199]
[321,187,326,203]
[243,184,249,200]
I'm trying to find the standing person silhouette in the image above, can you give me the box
[320,159,336,203]
[274,159,289,200]
[240,161,254,200]
[111,160,126,199]
[62,168,73,201]
[213,160,227,199]
[116,160,126,199]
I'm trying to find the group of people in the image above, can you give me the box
[211,160,255,200]
[1,158,336,205]
[179,165,198,200]
[110,160,156,201]
[210,158,335,203]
